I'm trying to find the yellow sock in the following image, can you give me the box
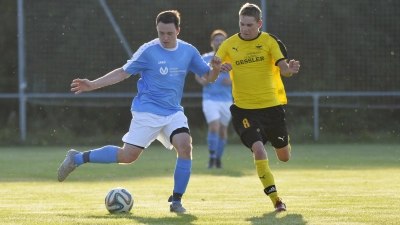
[254,159,280,206]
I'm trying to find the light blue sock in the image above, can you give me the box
[216,139,227,159]
[172,158,192,204]
[75,145,118,165]
[207,132,218,158]
[74,152,84,166]
[89,145,118,163]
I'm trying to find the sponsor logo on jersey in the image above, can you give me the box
[159,67,168,75]
[235,56,265,65]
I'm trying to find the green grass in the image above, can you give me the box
[0,144,399,225]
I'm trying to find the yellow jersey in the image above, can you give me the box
[216,32,288,109]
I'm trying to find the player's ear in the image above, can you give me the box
[176,27,180,35]
[258,20,263,29]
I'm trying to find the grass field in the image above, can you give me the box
[0,144,399,225]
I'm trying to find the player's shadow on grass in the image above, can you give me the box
[246,211,307,225]
[88,213,197,225]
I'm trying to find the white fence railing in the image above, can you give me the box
[1,91,399,141]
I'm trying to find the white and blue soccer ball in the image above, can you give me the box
[105,187,134,213]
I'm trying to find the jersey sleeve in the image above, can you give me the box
[195,54,212,77]
[188,47,210,76]
[269,34,288,65]
[122,44,149,75]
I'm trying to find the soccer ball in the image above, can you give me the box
[104,187,134,213]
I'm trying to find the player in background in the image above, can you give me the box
[57,10,231,213]
[215,3,300,212]
[194,29,232,169]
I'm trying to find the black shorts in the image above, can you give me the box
[230,104,289,149]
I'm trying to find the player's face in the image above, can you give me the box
[157,22,180,49]
[211,34,226,51]
[239,15,262,40]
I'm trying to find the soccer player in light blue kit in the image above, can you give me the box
[195,30,232,169]
[57,10,231,213]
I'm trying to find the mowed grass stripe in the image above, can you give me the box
[0,144,399,224]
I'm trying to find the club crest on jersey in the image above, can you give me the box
[159,67,168,75]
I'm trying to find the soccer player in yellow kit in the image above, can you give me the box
[215,3,300,211]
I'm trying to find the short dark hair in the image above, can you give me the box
[210,29,227,41]
[239,3,262,22]
[156,10,180,29]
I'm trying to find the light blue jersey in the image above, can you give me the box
[201,52,232,102]
[123,39,210,116]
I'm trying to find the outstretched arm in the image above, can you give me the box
[278,59,300,77]
[71,68,131,95]
[194,74,208,86]
[201,56,232,82]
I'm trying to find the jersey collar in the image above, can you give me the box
[238,31,262,41]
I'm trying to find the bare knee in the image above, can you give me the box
[252,142,267,160]
[117,144,143,164]
[219,125,228,140]
[176,142,192,160]
[278,155,290,162]
[123,150,140,163]
[208,120,220,134]
[172,133,193,160]
[275,146,291,162]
